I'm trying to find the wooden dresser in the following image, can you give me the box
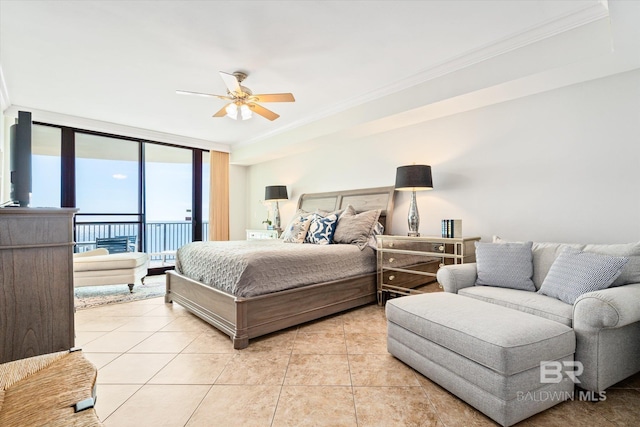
[0,208,77,363]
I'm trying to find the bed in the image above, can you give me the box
[165,186,395,349]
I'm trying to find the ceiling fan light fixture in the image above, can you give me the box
[225,103,239,120]
[225,102,252,120]
[240,104,252,120]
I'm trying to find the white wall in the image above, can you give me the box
[243,69,640,244]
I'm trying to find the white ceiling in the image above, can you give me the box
[1,1,639,164]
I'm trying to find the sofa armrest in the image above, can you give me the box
[436,263,478,293]
[573,283,640,329]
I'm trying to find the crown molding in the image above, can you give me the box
[235,1,610,148]
[3,105,230,153]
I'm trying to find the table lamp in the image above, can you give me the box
[394,165,433,237]
[265,185,288,230]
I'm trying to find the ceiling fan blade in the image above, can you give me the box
[219,71,241,95]
[212,104,230,118]
[249,103,280,121]
[251,93,295,103]
[176,90,231,100]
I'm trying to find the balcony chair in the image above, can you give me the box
[95,237,130,254]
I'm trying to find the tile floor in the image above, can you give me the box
[76,279,640,427]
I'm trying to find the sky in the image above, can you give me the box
[31,154,209,222]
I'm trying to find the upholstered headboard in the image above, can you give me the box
[297,186,396,234]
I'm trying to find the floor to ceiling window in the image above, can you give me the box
[30,122,209,269]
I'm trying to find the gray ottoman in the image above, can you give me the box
[386,293,576,427]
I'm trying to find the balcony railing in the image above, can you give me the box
[75,221,209,262]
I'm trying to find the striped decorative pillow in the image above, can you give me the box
[538,247,628,304]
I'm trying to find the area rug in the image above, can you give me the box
[74,275,165,310]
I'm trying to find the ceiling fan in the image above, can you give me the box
[176,71,295,121]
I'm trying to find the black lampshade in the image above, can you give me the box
[395,165,433,191]
[265,185,288,201]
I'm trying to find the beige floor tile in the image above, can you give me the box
[97,353,176,384]
[284,354,351,386]
[160,314,214,332]
[83,352,121,370]
[149,353,234,384]
[115,315,175,332]
[292,331,347,354]
[518,398,617,426]
[75,330,108,347]
[610,371,640,389]
[94,384,142,421]
[341,303,386,321]
[242,329,297,353]
[128,331,200,353]
[345,332,388,354]
[343,314,387,334]
[74,315,136,332]
[144,302,190,317]
[576,389,640,426]
[297,315,344,333]
[417,374,497,426]
[82,331,154,353]
[186,385,280,427]
[103,384,209,427]
[349,353,420,386]
[215,352,290,385]
[353,386,440,427]
[272,386,357,427]
[83,302,161,317]
[181,330,238,354]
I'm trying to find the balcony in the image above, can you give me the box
[75,221,209,267]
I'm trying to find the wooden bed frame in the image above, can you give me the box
[165,186,395,349]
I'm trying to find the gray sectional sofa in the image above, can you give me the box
[436,239,640,393]
[385,238,640,426]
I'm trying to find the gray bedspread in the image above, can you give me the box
[175,239,376,297]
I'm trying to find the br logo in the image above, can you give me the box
[540,361,583,384]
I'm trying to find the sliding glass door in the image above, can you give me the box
[144,143,193,259]
[74,133,141,252]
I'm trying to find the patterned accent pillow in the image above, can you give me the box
[281,209,312,239]
[281,215,313,243]
[305,213,339,245]
[538,247,629,304]
[475,241,535,291]
[333,205,381,249]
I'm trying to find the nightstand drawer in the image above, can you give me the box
[246,229,279,240]
[376,235,481,305]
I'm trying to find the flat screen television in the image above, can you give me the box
[9,111,32,207]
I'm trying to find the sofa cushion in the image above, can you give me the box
[386,293,575,375]
[73,252,149,272]
[538,248,628,305]
[459,286,573,326]
[474,241,535,291]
